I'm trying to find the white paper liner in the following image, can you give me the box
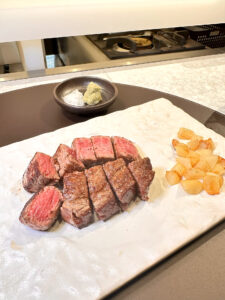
[0,98,225,300]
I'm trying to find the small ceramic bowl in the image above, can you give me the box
[53,76,118,115]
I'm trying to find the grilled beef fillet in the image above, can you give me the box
[85,165,120,220]
[91,136,115,164]
[103,158,136,210]
[53,144,84,178]
[112,136,140,163]
[72,137,97,168]
[19,186,62,231]
[22,152,59,193]
[128,158,155,201]
[61,171,93,228]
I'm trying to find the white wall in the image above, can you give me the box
[0,0,224,43]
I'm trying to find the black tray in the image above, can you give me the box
[0,82,224,147]
[0,82,225,300]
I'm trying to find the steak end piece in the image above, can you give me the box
[128,157,155,201]
[112,136,140,163]
[91,136,115,164]
[19,186,63,231]
[85,165,120,221]
[53,144,84,178]
[22,152,60,193]
[61,199,93,229]
[72,137,97,168]
[103,158,136,210]
[61,171,93,228]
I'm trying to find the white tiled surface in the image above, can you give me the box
[105,54,225,115]
[0,54,225,114]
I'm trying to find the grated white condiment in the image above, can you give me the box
[63,89,85,106]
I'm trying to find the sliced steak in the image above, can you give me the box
[112,136,140,163]
[53,144,84,178]
[72,137,97,168]
[103,158,136,210]
[61,171,93,228]
[22,152,59,193]
[128,158,155,201]
[91,136,115,164]
[85,165,120,221]
[19,186,62,231]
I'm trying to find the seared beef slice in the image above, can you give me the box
[85,166,120,220]
[112,136,140,163]
[128,158,155,201]
[53,144,84,178]
[22,152,59,193]
[61,171,93,228]
[103,158,136,210]
[72,137,97,168]
[91,136,115,164]
[19,186,62,231]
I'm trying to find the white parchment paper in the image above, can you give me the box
[0,98,225,300]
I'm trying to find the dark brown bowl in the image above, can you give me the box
[53,76,118,115]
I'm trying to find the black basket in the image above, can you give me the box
[186,24,225,48]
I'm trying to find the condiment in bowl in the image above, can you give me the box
[53,76,118,115]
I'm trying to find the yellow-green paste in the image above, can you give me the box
[83,82,102,105]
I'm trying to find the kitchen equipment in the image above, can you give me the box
[41,24,224,74]
[185,24,225,48]
[87,28,205,59]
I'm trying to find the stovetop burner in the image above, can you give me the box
[87,28,205,59]
[118,37,153,50]
[104,35,153,53]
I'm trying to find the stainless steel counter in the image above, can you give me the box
[0,46,224,82]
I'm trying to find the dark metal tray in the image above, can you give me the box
[0,82,225,300]
[0,82,224,147]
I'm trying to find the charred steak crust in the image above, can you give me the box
[103,158,136,210]
[53,144,84,178]
[63,171,89,201]
[22,152,59,193]
[91,136,115,164]
[128,158,155,201]
[112,136,140,163]
[20,136,155,231]
[19,186,63,231]
[85,165,120,221]
[72,137,97,168]
[61,171,93,228]
[61,199,93,229]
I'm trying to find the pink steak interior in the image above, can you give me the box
[74,138,96,160]
[115,137,139,158]
[92,136,114,157]
[66,146,77,159]
[27,187,61,222]
[37,152,57,177]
